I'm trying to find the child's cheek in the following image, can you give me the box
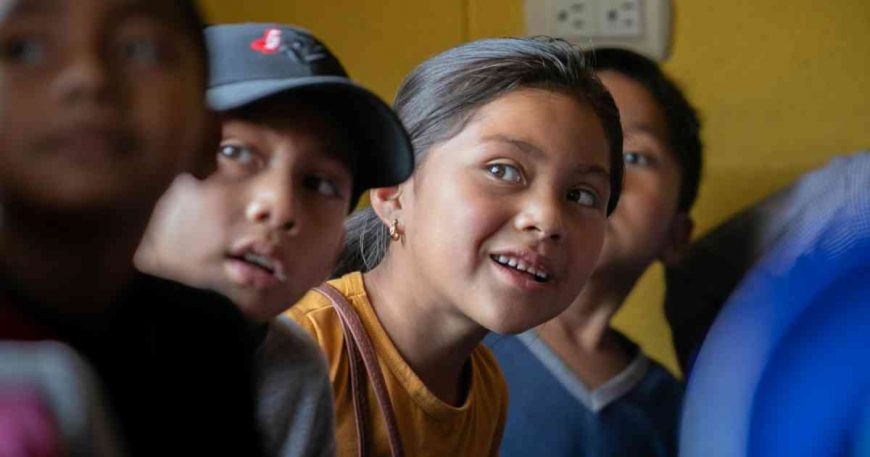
[565,218,607,293]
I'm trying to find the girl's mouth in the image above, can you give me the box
[490,254,551,283]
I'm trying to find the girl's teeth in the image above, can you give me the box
[493,254,549,282]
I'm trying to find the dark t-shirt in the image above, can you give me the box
[0,272,264,456]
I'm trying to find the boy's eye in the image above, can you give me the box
[624,151,653,167]
[218,144,256,165]
[567,188,599,208]
[303,175,341,198]
[2,37,45,65]
[486,163,524,184]
[119,38,164,64]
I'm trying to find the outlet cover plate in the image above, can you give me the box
[526,0,672,61]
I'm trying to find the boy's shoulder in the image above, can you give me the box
[259,316,328,372]
[256,316,335,456]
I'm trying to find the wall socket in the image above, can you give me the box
[526,0,672,61]
[551,0,596,37]
[599,0,642,37]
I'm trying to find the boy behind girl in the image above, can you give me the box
[135,24,413,457]
[0,1,263,455]
[486,48,703,456]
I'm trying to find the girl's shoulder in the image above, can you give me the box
[469,342,509,409]
[287,272,366,320]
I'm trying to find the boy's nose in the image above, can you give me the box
[245,174,297,234]
[51,50,113,106]
[514,193,565,242]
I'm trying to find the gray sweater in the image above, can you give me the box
[256,316,336,457]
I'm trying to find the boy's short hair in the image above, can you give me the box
[177,1,209,84]
[587,48,703,212]
[204,23,414,207]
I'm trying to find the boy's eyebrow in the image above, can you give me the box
[4,0,63,17]
[3,0,170,23]
[482,134,611,178]
[624,122,661,138]
[107,0,194,31]
[113,0,173,21]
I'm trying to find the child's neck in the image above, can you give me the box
[0,203,147,314]
[549,273,633,348]
[363,258,486,407]
[535,272,640,390]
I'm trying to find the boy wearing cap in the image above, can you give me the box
[135,23,413,457]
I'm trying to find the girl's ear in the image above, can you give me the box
[660,211,694,267]
[368,183,406,224]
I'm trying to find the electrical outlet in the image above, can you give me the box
[525,0,673,61]
[599,0,642,37]
[550,0,596,37]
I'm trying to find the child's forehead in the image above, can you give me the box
[2,0,193,28]
[223,100,358,170]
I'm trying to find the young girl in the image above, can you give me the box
[288,37,624,456]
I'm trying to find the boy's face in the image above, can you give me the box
[0,0,209,214]
[595,70,690,276]
[137,100,354,322]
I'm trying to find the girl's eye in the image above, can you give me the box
[2,37,45,65]
[218,144,256,165]
[624,151,653,167]
[567,188,599,208]
[304,175,341,198]
[486,163,524,184]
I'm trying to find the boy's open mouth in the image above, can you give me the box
[491,254,551,283]
[227,252,287,282]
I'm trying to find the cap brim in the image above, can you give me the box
[208,77,414,200]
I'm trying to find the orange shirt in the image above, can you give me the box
[287,272,507,457]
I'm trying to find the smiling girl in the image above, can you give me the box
[288,37,624,457]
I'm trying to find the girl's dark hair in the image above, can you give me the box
[335,37,624,276]
[586,47,702,211]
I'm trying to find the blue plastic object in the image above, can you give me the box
[680,153,870,457]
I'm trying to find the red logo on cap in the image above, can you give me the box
[251,28,282,55]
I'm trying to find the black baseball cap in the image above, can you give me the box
[205,23,414,204]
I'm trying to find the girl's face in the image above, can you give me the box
[390,88,612,334]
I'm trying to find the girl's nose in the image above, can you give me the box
[514,192,564,242]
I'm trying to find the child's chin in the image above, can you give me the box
[234,298,281,323]
[483,317,539,336]
[230,288,299,323]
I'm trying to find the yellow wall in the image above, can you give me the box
[198,0,870,375]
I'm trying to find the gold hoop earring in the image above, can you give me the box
[388,219,401,241]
